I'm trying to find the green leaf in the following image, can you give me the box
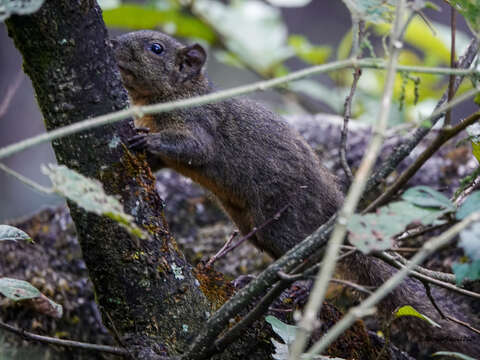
[457,191,480,220]
[402,186,455,211]
[102,4,216,43]
[266,315,297,345]
[466,122,480,163]
[0,225,31,242]
[458,222,480,260]
[288,35,332,65]
[348,201,448,253]
[0,278,63,318]
[433,351,478,360]
[394,305,441,328]
[341,0,396,24]
[193,0,294,74]
[41,164,146,239]
[446,0,480,36]
[452,260,480,284]
[0,277,40,300]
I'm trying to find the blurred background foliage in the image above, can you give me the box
[100,0,478,127]
[1,0,478,221]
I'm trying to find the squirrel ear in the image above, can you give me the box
[178,44,207,77]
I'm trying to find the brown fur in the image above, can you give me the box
[113,31,480,356]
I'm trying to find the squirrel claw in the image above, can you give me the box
[128,134,148,151]
[135,126,150,133]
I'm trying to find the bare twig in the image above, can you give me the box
[0,59,477,162]
[395,222,451,242]
[207,205,289,267]
[0,162,54,194]
[205,231,238,268]
[374,252,480,298]
[340,67,362,184]
[185,1,322,114]
[305,211,480,359]
[422,280,447,319]
[444,5,457,127]
[340,20,366,183]
[365,37,480,195]
[0,71,24,119]
[364,110,480,212]
[0,320,127,356]
[445,315,480,335]
[289,2,408,358]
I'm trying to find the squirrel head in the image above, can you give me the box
[112,30,209,104]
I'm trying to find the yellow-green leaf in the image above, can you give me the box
[288,35,331,65]
[41,164,146,239]
[446,0,480,36]
[394,305,441,328]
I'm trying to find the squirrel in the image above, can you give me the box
[112,30,480,357]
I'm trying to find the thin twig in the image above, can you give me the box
[364,110,480,212]
[207,205,289,267]
[365,37,479,195]
[182,215,337,360]
[205,231,238,268]
[0,59,477,162]
[304,211,480,359]
[340,20,366,183]
[374,252,480,298]
[0,71,24,119]
[444,5,457,126]
[185,1,321,114]
[289,2,408,358]
[340,66,362,183]
[0,162,54,194]
[395,222,451,242]
[445,315,480,335]
[0,320,127,356]
[330,278,373,295]
[421,280,447,319]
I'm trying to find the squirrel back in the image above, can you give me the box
[113,30,480,357]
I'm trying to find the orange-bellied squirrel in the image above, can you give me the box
[112,30,479,357]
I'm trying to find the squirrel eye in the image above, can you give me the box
[149,43,164,55]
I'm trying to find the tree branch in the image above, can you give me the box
[0,320,127,356]
[289,2,408,358]
[305,211,480,359]
[364,110,480,212]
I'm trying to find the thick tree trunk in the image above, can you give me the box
[5,1,243,358]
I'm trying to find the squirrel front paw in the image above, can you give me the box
[128,133,149,152]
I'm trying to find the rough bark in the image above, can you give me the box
[4,1,243,358]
